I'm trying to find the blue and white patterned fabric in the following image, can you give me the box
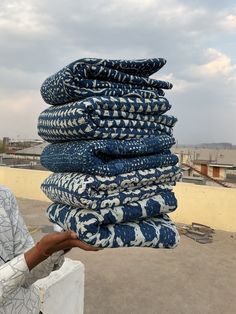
[38,96,177,142]
[41,166,182,210]
[40,58,172,105]
[40,135,178,175]
[38,56,181,249]
[47,199,180,248]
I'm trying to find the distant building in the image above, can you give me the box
[3,138,44,154]
[14,143,47,159]
[3,137,10,151]
[192,160,234,181]
[172,147,236,166]
[175,147,236,187]
[3,137,10,145]
[0,142,47,170]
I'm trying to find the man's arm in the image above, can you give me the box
[0,187,100,304]
[6,188,64,287]
[0,255,30,305]
[8,189,99,286]
[0,188,36,304]
[0,231,95,305]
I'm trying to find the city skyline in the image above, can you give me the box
[0,0,236,144]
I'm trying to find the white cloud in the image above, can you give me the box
[155,73,195,93]
[91,0,207,29]
[0,0,53,35]
[190,48,236,78]
[0,66,46,90]
[221,14,236,32]
[0,89,45,138]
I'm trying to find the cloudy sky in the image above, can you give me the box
[0,0,236,144]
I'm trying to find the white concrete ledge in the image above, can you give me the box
[35,258,84,314]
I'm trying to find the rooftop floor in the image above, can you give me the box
[18,197,236,314]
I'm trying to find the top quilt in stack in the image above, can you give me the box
[38,58,182,248]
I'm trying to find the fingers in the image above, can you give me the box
[72,239,102,251]
[53,231,100,250]
[51,230,78,242]
[55,239,102,252]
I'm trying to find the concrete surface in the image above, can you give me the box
[18,197,236,314]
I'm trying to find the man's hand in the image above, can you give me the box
[39,231,100,255]
[25,231,101,270]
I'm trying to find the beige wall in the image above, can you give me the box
[0,167,50,202]
[0,167,235,232]
[172,183,236,232]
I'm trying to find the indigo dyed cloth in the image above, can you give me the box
[41,166,182,210]
[41,135,178,175]
[39,57,181,249]
[38,96,177,142]
[47,197,180,248]
[40,58,172,105]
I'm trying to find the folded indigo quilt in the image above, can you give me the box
[41,166,182,210]
[41,135,178,175]
[40,58,172,105]
[38,96,177,142]
[47,196,180,248]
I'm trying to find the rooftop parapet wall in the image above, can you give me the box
[0,167,235,232]
[172,183,236,232]
[0,167,49,201]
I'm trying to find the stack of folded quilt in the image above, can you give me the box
[38,58,182,249]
